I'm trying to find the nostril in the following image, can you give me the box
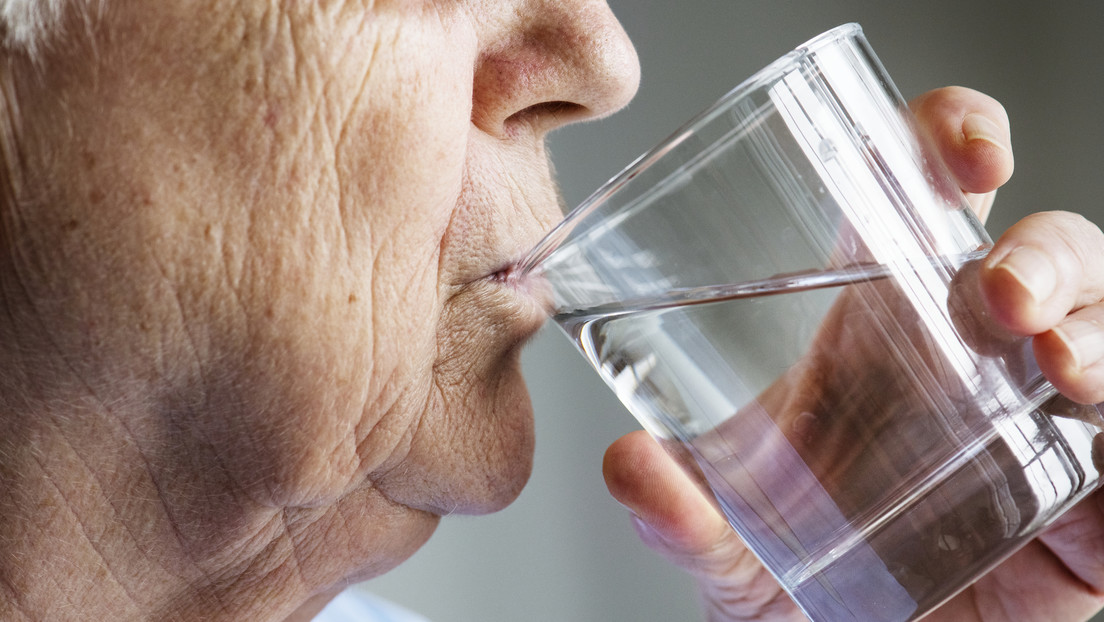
[470,2,638,138]
[503,100,588,132]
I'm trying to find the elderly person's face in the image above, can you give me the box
[3,0,638,586]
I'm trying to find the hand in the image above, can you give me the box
[602,86,1104,621]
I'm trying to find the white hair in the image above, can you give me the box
[0,0,76,55]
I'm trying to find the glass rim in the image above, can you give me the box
[519,22,865,275]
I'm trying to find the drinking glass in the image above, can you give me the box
[520,23,1104,621]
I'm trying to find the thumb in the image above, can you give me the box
[603,431,803,620]
[603,430,732,557]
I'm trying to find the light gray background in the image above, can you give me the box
[367,2,1104,620]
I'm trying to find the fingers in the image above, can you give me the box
[910,89,1104,402]
[981,211,1104,403]
[910,86,1014,220]
[982,212,1104,331]
[1034,304,1104,404]
[603,431,803,620]
[603,430,732,557]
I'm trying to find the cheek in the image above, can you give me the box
[130,2,498,510]
[169,101,473,511]
[16,0,504,518]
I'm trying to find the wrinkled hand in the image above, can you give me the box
[603,87,1104,621]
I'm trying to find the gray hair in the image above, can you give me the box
[0,0,76,55]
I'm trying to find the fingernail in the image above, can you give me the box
[962,113,1008,151]
[989,246,1057,304]
[1052,320,1104,372]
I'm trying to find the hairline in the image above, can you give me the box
[1,0,80,57]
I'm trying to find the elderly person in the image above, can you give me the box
[0,1,1101,622]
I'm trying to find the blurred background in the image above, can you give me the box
[367,1,1104,620]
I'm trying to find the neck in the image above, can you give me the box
[0,397,280,619]
[0,393,436,621]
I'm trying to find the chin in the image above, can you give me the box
[375,348,537,517]
[450,353,538,516]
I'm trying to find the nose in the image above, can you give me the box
[471,0,641,138]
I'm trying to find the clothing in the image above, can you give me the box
[314,590,430,622]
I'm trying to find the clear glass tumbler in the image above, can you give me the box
[521,23,1104,621]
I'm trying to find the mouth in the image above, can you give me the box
[441,257,554,353]
[489,258,554,314]
[488,261,528,289]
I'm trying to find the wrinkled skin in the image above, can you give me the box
[605,87,1104,621]
[3,2,1102,622]
[0,1,638,620]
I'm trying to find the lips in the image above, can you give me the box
[485,259,553,331]
[433,259,548,364]
[438,144,565,345]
